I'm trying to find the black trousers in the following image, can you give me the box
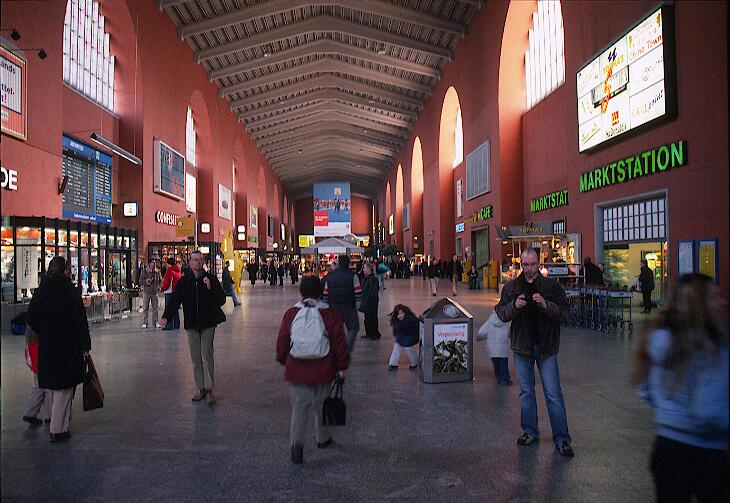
[364,310,380,338]
[650,435,729,503]
[642,289,653,311]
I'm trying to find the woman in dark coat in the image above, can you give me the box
[27,256,91,442]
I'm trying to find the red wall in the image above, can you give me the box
[1,0,291,255]
[376,0,728,294]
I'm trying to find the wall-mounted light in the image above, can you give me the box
[90,133,142,165]
[123,202,138,217]
[12,47,46,59]
[237,225,245,233]
[237,233,246,241]
[272,243,279,249]
[200,222,211,233]
[0,28,21,41]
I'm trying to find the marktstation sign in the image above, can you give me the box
[463,205,493,225]
[531,189,569,213]
[579,140,686,193]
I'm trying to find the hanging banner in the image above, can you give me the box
[0,44,27,141]
[17,246,39,289]
[313,182,351,236]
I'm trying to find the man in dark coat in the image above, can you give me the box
[161,251,226,405]
[322,255,362,353]
[277,262,285,286]
[289,261,299,285]
[495,248,573,458]
[451,255,464,296]
[246,260,259,286]
[222,260,240,306]
[359,262,380,340]
[639,260,655,313]
[582,257,604,286]
[27,256,91,442]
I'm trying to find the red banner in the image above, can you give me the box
[314,212,329,227]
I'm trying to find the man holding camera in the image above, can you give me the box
[495,248,573,458]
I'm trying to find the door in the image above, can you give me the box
[472,227,489,269]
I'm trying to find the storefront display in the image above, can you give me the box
[1,215,137,303]
[147,241,220,271]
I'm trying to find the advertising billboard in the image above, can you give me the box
[577,5,676,153]
[1,44,27,140]
[61,135,112,224]
[218,183,231,220]
[313,182,351,237]
[153,139,185,200]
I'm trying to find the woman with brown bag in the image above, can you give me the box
[27,256,91,443]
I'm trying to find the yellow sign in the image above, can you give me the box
[221,228,234,261]
[698,240,717,281]
[299,235,315,247]
[175,217,195,238]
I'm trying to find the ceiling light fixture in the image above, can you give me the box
[376,43,387,55]
[90,133,142,165]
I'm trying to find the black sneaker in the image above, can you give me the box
[556,441,574,458]
[291,445,304,464]
[517,432,538,446]
[317,437,334,449]
[388,365,398,371]
[23,416,43,426]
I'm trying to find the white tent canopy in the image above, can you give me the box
[301,237,364,255]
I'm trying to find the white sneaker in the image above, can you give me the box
[141,324,148,329]
[154,322,162,329]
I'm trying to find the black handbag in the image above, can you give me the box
[83,354,104,411]
[322,378,346,426]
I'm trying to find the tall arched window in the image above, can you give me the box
[525,0,565,110]
[186,107,196,167]
[63,0,115,112]
[453,105,463,168]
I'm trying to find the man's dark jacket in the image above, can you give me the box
[494,272,568,357]
[359,273,379,314]
[323,267,361,330]
[163,270,226,330]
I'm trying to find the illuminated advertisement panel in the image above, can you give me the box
[577,5,676,153]
[313,182,351,237]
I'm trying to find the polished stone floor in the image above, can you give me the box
[1,276,658,502]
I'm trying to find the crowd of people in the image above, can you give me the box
[19,247,728,503]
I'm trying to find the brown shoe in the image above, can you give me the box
[206,391,217,405]
[191,389,207,401]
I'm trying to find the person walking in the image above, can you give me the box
[376,259,389,290]
[26,256,91,442]
[161,257,182,330]
[452,255,463,296]
[160,251,226,405]
[289,260,299,285]
[322,255,362,353]
[278,262,285,286]
[247,260,259,286]
[139,258,162,329]
[21,324,52,426]
[276,276,349,464]
[427,259,440,297]
[359,262,380,340]
[387,304,419,370]
[222,260,240,307]
[260,261,268,284]
[495,247,573,457]
[639,260,655,313]
[632,273,728,503]
[269,260,278,286]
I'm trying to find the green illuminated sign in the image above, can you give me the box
[464,205,493,225]
[531,188,569,213]
[579,140,686,193]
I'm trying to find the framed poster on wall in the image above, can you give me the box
[697,238,718,283]
[0,44,27,140]
[218,184,232,220]
[677,240,694,275]
[249,205,258,230]
[153,139,185,200]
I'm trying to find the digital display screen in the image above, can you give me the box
[62,135,113,224]
[577,6,675,152]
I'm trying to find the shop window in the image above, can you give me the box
[58,229,69,247]
[63,0,115,112]
[186,107,196,167]
[552,220,565,234]
[466,140,490,199]
[1,246,13,302]
[456,237,463,257]
[602,197,666,244]
[525,0,565,110]
[45,228,56,245]
[453,106,463,168]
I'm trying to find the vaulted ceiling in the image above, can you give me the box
[159,0,483,198]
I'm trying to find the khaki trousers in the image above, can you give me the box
[49,387,75,434]
[142,292,159,325]
[22,374,52,421]
[430,277,439,295]
[452,275,459,294]
[290,382,331,448]
[186,327,216,391]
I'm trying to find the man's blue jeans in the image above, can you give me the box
[164,293,180,330]
[513,345,571,445]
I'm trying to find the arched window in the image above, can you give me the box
[453,105,463,168]
[525,0,565,110]
[186,107,196,167]
[63,0,115,112]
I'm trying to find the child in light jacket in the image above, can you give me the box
[388,304,420,370]
[478,311,512,385]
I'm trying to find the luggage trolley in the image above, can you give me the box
[606,290,633,333]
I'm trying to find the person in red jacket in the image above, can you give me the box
[276,275,349,464]
[160,257,182,330]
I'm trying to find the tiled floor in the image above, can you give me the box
[1,277,658,502]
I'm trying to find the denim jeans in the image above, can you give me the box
[491,357,510,384]
[164,292,180,329]
[513,345,571,445]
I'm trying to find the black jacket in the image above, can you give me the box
[639,266,655,292]
[427,263,440,278]
[162,270,226,330]
[495,273,567,357]
[359,273,379,314]
[27,276,91,389]
[222,267,233,290]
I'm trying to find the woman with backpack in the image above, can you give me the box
[276,275,349,464]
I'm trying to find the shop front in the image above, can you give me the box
[1,215,138,302]
[147,241,221,271]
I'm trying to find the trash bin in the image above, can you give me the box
[419,297,474,383]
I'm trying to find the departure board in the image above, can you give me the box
[62,135,113,224]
